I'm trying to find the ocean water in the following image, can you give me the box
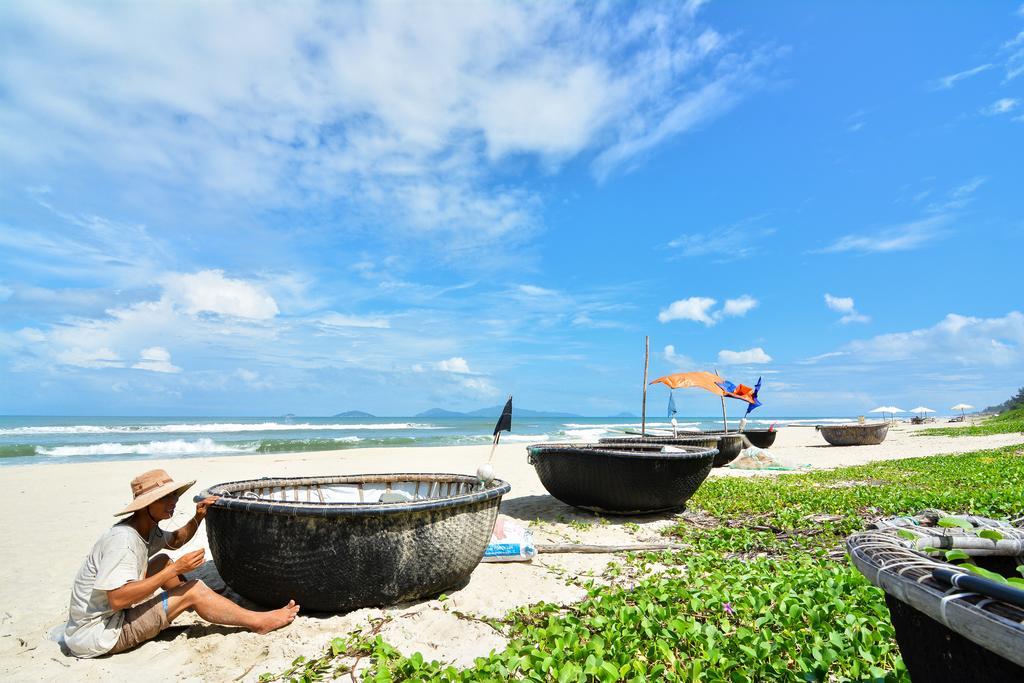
[0,415,853,466]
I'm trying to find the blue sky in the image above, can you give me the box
[1,1,1022,417]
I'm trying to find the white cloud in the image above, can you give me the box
[982,98,1019,115]
[458,376,499,397]
[717,347,772,364]
[931,64,993,90]
[797,351,849,365]
[0,198,171,289]
[824,293,870,324]
[824,294,855,313]
[235,368,271,388]
[518,284,558,297]
[667,221,775,261]
[162,270,279,320]
[16,327,46,343]
[841,312,1024,366]
[55,346,124,369]
[925,177,987,214]
[951,176,988,198]
[722,295,758,318]
[663,344,695,369]
[1006,36,1024,81]
[818,216,950,254]
[658,295,758,325]
[132,346,181,373]
[658,297,717,325]
[318,313,390,329]
[435,357,473,374]
[844,109,871,133]
[237,368,259,383]
[571,313,626,330]
[6,281,283,378]
[0,3,773,255]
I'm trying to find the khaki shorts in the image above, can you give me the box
[109,592,170,654]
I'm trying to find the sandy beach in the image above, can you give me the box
[2,421,1022,682]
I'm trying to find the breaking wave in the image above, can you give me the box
[0,422,437,436]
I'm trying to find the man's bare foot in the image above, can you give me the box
[253,600,300,634]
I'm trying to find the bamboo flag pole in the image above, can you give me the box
[715,368,728,432]
[641,336,649,436]
[478,395,512,483]
[487,394,513,463]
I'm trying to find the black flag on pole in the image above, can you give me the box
[493,395,513,436]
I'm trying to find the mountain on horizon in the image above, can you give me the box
[332,410,376,418]
[414,408,467,418]
[414,406,583,418]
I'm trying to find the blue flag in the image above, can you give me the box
[745,377,763,415]
[667,391,678,418]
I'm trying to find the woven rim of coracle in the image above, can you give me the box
[527,442,718,461]
[196,472,510,516]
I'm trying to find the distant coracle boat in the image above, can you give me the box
[616,430,768,462]
[599,433,739,468]
[847,522,1024,681]
[197,473,509,612]
[527,442,717,514]
[599,434,718,449]
[723,429,778,449]
[816,422,889,446]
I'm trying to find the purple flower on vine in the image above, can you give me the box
[723,602,735,615]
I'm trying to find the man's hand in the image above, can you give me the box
[172,548,205,575]
[194,496,220,520]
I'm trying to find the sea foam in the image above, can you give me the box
[0,422,437,436]
[37,438,260,457]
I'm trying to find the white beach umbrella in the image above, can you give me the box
[951,403,974,418]
[909,406,935,416]
[870,406,904,422]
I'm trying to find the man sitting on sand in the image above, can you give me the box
[63,469,299,658]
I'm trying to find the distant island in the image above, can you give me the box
[332,410,376,418]
[415,406,583,418]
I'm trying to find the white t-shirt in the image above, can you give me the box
[64,522,168,658]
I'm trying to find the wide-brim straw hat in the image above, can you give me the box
[115,469,195,516]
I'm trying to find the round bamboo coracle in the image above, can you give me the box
[197,473,510,612]
[527,442,717,514]
[816,423,889,446]
[847,521,1024,681]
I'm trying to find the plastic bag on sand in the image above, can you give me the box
[481,515,536,562]
[729,446,807,471]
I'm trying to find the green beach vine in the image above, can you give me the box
[260,446,1024,682]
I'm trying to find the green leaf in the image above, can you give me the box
[960,564,1009,583]
[945,549,971,562]
[978,529,1003,541]
[938,517,973,530]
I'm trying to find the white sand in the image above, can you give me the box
[1,421,1021,681]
